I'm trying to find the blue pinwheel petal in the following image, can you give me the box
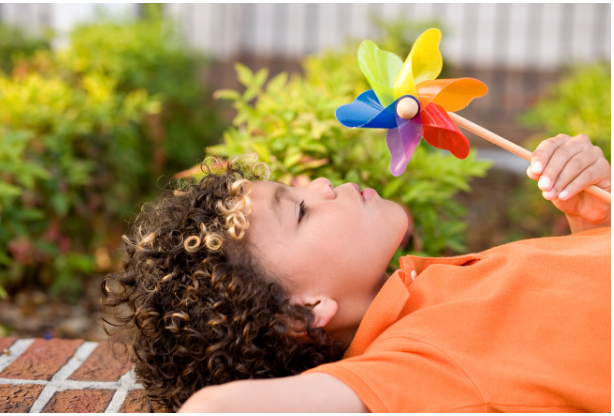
[336,90,398,129]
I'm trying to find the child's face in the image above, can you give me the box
[247,178,408,337]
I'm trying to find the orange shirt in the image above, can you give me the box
[306,227,611,412]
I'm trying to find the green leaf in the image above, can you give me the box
[213,89,241,101]
[0,182,22,198]
[0,250,12,266]
[51,193,70,216]
[266,72,288,93]
[283,151,303,169]
[235,63,254,87]
[251,141,271,162]
[254,68,269,88]
[382,177,404,198]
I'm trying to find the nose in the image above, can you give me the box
[310,177,336,200]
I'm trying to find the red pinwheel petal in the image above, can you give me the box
[420,103,470,159]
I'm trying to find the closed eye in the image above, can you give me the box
[298,200,307,223]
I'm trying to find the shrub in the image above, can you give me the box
[0,70,158,299]
[210,37,491,263]
[520,63,611,162]
[57,15,224,173]
[0,23,50,74]
[0,16,223,299]
[507,63,611,240]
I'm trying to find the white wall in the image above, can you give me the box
[165,3,611,70]
[1,3,138,47]
[1,3,610,70]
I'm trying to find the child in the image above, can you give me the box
[102,133,611,412]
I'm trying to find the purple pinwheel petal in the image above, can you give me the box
[386,111,423,176]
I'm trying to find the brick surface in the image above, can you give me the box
[42,389,115,413]
[0,384,45,412]
[0,336,17,354]
[68,343,131,382]
[119,389,170,413]
[0,338,83,380]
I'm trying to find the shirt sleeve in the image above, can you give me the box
[304,336,484,412]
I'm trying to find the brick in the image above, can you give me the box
[119,389,171,413]
[68,343,131,382]
[0,338,83,380]
[0,337,17,355]
[0,384,45,412]
[42,389,115,413]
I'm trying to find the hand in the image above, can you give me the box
[527,134,611,233]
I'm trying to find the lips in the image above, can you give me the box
[348,182,377,202]
[361,188,377,202]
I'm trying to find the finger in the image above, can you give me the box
[541,147,602,200]
[530,134,571,175]
[526,166,540,181]
[537,136,590,194]
[557,158,611,201]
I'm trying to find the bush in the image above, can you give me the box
[507,63,611,240]
[0,23,50,75]
[520,63,611,162]
[209,34,491,263]
[0,17,223,300]
[58,15,224,173]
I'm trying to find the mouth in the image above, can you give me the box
[349,182,377,202]
[349,183,364,201]
[361,188,377,202]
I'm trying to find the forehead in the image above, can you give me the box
[248,181,284,225]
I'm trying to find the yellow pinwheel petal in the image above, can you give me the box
[416,78,488,112]
[394,28,443,99]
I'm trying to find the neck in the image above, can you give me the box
[329,271,390,352]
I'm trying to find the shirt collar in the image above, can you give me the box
[343,269,410,359]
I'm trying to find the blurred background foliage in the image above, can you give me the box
[0,10,610,304]
[505,63,611,241]
[209,17,492,270]
[0,23,51,75]
[0,12,223,300]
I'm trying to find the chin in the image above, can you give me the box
[390,201,410,231]
[382,200,410,249]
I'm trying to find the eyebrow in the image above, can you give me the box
[270,184,288,225]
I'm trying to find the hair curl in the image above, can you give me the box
[101,155,344,411]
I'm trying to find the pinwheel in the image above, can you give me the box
[336,28,611,203]
[336,28,487,176]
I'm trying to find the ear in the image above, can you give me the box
[287,296,338,337]
[309,297,338,329]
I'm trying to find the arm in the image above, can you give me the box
[177,373,369,413]
[527,134,611,234]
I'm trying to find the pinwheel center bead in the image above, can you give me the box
[397,97,420,120]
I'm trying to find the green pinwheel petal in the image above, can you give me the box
[358,40,403,107]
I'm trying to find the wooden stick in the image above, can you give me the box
[447,111,611,204]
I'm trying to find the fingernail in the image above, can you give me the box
[531,161,544,174]
[543,189,556,200]
[558,190,569,200]
[538,176,551,190]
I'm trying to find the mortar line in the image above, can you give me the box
[0,378,127,389]
[28,384,57,413]
[0,378,144,389]
[52,341,99,381]
[0,378,48,385]
[0,338,34,372]
[104,387,129,413]
[118,367,139,389]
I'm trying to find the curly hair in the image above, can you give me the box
[100,155,344,411]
